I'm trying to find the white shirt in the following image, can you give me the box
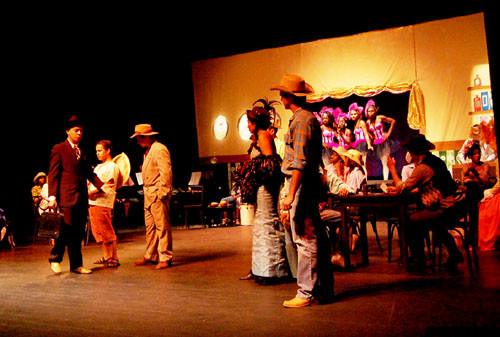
[89,161,119,208]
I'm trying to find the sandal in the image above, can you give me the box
[106,258,120,268]
[94,256,111,265]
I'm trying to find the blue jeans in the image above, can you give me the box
[286,177,334,301]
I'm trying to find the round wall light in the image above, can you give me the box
[237,113,251,141]
[213,115,229,140]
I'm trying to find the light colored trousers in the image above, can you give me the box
[144,198,173,263]
[287,178,333,301]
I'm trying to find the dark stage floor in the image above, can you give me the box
[1,224,499,336]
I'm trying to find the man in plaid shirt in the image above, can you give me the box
[271,74,334,308]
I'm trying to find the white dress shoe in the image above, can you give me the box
[50,262,62,274]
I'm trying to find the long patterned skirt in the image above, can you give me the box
[252,185,288,278]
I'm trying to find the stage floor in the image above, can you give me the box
[1,224,499,336]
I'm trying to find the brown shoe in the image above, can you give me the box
[155,260,172,270]
[134,257,156,266]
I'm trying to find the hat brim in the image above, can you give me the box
[33,172,47,184]
[402,138,435,154]
[270,84,313,97]
[343,152,364,168]
[130,131,159,138]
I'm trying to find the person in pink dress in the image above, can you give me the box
[365,99,396,180]
[332,108,352,150]
[349,102,373,173]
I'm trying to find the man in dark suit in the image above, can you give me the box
[47,115,112,274]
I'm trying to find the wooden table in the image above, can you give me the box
[329,192,418,270]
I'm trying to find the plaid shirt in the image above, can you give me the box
[282,108,322,176]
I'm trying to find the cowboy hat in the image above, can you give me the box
[331,145,347,156]
[130,124,159,138]
[343,149,364,168]
[403,134,435,155]
[270,74,314,96]
[33,172,47,184]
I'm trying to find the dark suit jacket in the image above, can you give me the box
[48,139,103,208]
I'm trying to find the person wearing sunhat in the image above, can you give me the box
[387,134,464,272]
[32,172,47,207]
[271,74,334,308]
[131,124,173,270]
[342,149,367,194]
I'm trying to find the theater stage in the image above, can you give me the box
[1,224,499,336]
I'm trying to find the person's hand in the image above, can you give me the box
[339,188,350,197]
[280,211,290,232]
[481,188,493,202]
[101,183,116,195]
[387,155,396,170]
[386,185,397,193]
[48,199,58,210]
[281,194,294,211]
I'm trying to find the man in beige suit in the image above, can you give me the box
[131,124,173,270]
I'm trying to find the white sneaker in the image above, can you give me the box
[50,262,61,275]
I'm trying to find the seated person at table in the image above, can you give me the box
[461,140,490,203]
[320,147,353,224]
[387,134,464,272]
[402,152,416,182]
[342,149,366,193]
[320,147,355,266]
[456,123,496,164]
[321,148,366,266]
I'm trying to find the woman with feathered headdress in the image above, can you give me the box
[234,98,289,285]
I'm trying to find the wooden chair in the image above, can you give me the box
[434,192,480,276]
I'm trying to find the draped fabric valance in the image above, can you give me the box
[307,81,425,129]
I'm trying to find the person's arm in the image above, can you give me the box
[156,144,173,201]
[379,115,396,140]
[387,155,402,186]
[281,169,302,211]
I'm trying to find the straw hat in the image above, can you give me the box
[343,149,364,168]
[130,124,159,138]
[331,145,347,156]
[112,153,132,189]
[33,172,47,184]
[270,74,314,96]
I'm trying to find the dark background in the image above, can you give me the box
[2,6,498,242]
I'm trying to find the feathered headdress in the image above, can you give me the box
[332,107,350,125]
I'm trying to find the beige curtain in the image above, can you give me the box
[192,13,489,159]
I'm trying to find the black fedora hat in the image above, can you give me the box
[403,134,435,155]
[65,115,83,130]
